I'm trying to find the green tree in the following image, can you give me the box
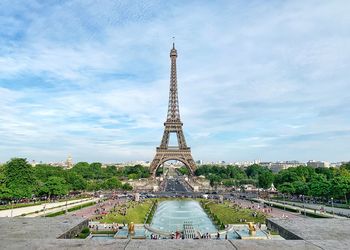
[178,166,190,175]
[101,177,122,190]
[122,183,133,190]
[90,162,104,179]
[315,167,336,180]
[128,173,139,180]
[275,170,301,187]
[0,185,12,200]
[340,162,350,171]
[308,175,331,198]
[33,164,65,182]
[292,181,309,195]
[208,174,222,187]
[105,165,119,177]
[278,182,295,194]
[222,179,236,187]
[226,165,247,179]
[86,181,101,191]
[40,176,69,198]
[72,162,104,180]
[64,171,87,191]
[258,171,274,189]
[331,175,350,203]
[245,164,266,178]
[4,158,36,199]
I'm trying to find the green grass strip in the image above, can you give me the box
[45,201,96,217]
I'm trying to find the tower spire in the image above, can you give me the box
[167,43,180,122]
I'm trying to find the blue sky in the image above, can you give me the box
[0,0,349,163]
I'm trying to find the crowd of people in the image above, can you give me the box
[89,221,126,232]
[149,231,230,240]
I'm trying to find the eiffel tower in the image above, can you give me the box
[150,43,196,176]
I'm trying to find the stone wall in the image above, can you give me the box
[57,218,89,239]
[266,218,302,240]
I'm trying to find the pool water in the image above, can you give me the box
[134,228,146,237]
[91,235,114,240]
[226,231,240,239]
[150,200,217,234]
[235,228,268,239]
[115,229,128,237]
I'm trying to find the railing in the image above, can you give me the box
[183,221,196,239]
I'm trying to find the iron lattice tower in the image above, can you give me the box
[150,43,196,176]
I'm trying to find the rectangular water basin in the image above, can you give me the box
[131,228,146,239]
[115,230,128,239]
[236,229,268,240]
[91,235,115,240]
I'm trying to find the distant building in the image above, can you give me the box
[261,161,304,173]
[260,162,272,168]
[196,160,203,165]
[307,160,330,168]
[330,162,345,168]
[65,155,73,169]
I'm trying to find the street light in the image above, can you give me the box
[10,200,14,218]
[65,195,68,215]
[43,204,46,217]
[331,197,334,218]
[302,195,306,217]
[283,194,286,211]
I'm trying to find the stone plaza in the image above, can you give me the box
[1,216,350,249]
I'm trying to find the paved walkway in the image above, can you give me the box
[25,198,99,217]
[68,199,124,219]
[0,198,94,217]
[271,199,350,217]
[254,199,342,218]
[233,199,300,219]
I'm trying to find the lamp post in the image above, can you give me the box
[283,194,286,211]
[331,197,334,218]
[65,195,68,215]
[303,195,306,217]
[10,200,14,218]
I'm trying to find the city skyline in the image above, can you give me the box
[1,1,350,163]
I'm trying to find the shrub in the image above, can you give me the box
[81,227,90,234]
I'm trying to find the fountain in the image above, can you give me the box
[149,200,217,234]
[234,222,268,240]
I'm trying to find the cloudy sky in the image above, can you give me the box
[0,0,349,163]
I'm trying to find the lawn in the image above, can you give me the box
[203,200,266,224]
[44,201,96,217]
[100,200,153,224]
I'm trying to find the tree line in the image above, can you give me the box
[194,163,350,203]
[0,158,151,200]
[1,157,349,203]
